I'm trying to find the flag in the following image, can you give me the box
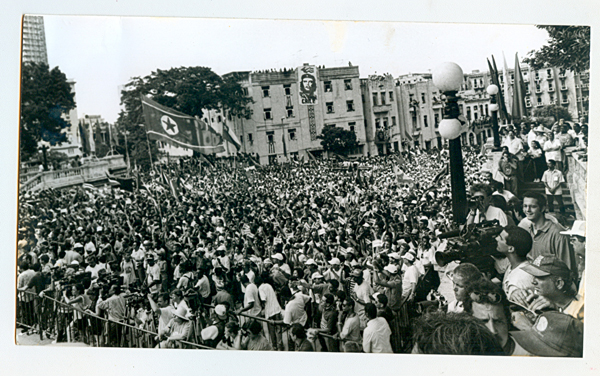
[79,122,90,155]
[502,52,513,116]
[140,95,225,154]
[105,172,120,187]
[222,124,241,151]
[488,57,509,122]
[88,122,96,154]
[282,131,288,158]
[82,183,96,190]
[512,53,528,121]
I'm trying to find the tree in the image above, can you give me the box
[20,62,76,160]
[534,104,573,128]
[317,125,359,156]
[523,26,590,73]
[117,66,253,168]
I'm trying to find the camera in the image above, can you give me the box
[434,220,504,275]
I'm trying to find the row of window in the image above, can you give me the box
[372,91,394,105]
[260,79,354,98]
[262,100,356,120]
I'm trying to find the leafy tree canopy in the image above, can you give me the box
[117,66,253,168]
[20,62,76,160]
[523,26,590,73]
[534,104,573,124]
[317,125,359,156]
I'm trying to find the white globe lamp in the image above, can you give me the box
[489,103,499,112]
[432,62,464,92]
[486,84,499,96]
[438,118,463,140]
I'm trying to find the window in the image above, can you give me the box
[262,86,270,97]
[389,91,394,101]
[421,93,426,104]
[217,115,222,123]
[375,118,380,129]
[242,87,249,96]
[434,114,439,128]
[288,129,296,140]
[346,100,355,112]
[380,92,386,105]
[263,108,272,120]
[286,108,294,118]
[211,117,214,123]
[248,133,253,146]
[547,69,553,78]
[424,115,428,127]
[383,118,388,129]
[391,116,396,126]
[479,78,483,87]
[284,84,291,95]
[267,132,274,143]
[485,104,489,116]
[344,79,352,90]
[537,97,542,105]
[373,93,378,106]
[466,107,471,121]
[324,81,332,92]
[349,122,356,133]
[227,113,232,121]
[326,102,334,113]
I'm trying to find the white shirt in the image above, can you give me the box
[363,317,393,353]
[258,283,282,318]
[544,138,562,162]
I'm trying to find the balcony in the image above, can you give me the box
[561,86,568,91]
[581,83,589,90]
[548,87,555,92]
[547,74,554,80]
[375,130,390,143]
[561,98,569,104]
[558,72,566,78]
[536,102,543,107]
[526,102,532,108]
[535,88,542,94]
[373,104,392,113]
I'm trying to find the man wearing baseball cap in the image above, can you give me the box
[521,255,581,319]
[401,252,419,304]
[511,311,583,357]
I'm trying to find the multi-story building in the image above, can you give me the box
[224,64,366,165]
[498,65,585,122]
[396,73,446,150]
[22,15,48,65]
[51,80,82,158]
[360,74,403,155]
[396,71,495,151]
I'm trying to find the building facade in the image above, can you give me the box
[498,65,587,122]
[360,74,403,155]
[224,65,366,165]
[22,15,49,65]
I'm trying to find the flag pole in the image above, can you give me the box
[143,125,157,172]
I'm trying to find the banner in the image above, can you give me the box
[298,65,318,105]
[222,124,241,151]
[140,95,225,154]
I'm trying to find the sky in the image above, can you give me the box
[43,16,551,124]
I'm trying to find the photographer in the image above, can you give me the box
[465,184,508,227]
[96,284,127,346]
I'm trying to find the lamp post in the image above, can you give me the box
[487,84,501,148]
[433,62,468,225]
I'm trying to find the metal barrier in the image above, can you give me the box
[16,289,416,352]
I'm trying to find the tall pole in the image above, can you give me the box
[487,85,501,149]
[124,131,131,174]
[443,91,467,225]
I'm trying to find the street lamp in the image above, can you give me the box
[487,84,501,148]
[433,62,468,225]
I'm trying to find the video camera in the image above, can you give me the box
[434,220,504,276]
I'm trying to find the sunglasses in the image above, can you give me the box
[469,291,502,305]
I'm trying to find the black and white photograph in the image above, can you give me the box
[5,2,600,375]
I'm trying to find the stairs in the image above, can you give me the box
[519,181,576,227]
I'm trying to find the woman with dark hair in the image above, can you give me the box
[526,140,546,182]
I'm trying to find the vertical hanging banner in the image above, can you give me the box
[298,65,318,105]
[308,106,317,141]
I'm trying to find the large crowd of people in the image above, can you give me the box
[16,119,586,357]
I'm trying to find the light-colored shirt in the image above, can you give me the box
[363,317,393,353]
[283,293,310,326]
[243,283,262,317]
[541,169,564,195]
[543,138,562,162]
[258,283,282,319]
[503,262,535,300]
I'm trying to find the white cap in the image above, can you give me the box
[214,304,227,317]
[560,220,586,238]
[401,252,416,262]
[304,258,317,266]
[311,272,323,280]
[388,252,401,260]
[384,264,399,274]
[272,253,284,261]
[328,257,340,265]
